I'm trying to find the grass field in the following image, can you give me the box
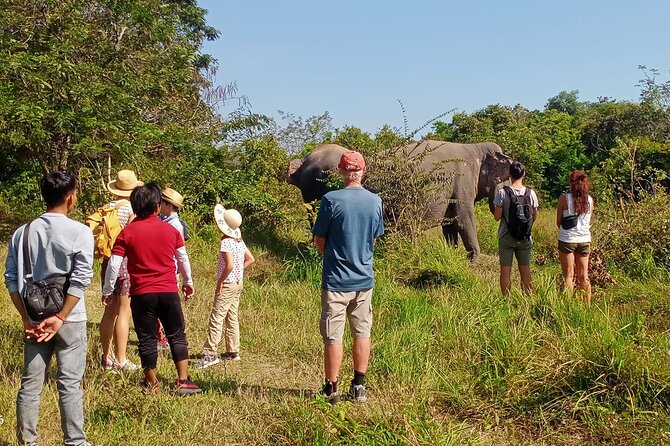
[1,206,670,445]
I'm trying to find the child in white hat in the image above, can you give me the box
[196,205,254,368]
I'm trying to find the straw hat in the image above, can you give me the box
[162,188,184,210]
[214,204,242,238]
[107,170,143,197]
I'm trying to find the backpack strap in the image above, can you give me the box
[501,186,513,225]
[22,221,33,282]
[111,199,130,211]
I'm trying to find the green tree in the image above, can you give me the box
[373,125,405,152]
[428,105,589,198]
[273,111,333,156]
[332,126,375,154]
[545,90,583,115]
[0,0,220,175]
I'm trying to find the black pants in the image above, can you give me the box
[130,292,189,369]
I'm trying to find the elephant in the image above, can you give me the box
[287,144,349,203]
[287,140,513,261]
[400,140,512,260]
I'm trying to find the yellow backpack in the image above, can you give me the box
[86,200,129,259]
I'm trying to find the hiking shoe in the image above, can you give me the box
[114,359,140,373]
[140,379,160,395]
[347,382,367,402]
[195,354,220,369]
[319,381,340,405]
[222,352,241,361]
[175,377,202,396]
[101,355,115,371]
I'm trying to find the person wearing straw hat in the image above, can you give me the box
[99,169,142,373]
[160,188,187,241]
[195,204,254,368]
[107,169,144,197]
[157,187,188,350]
[103,183,201,395]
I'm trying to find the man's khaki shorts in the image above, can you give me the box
[320,288,373,344]
[558,240,591,255]
[499,232,533,267]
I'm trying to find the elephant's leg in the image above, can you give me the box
[442,224,458,248]
[440,202,459,248]
[456,204,480,261]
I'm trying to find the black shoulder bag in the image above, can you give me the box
[22,221,69,321]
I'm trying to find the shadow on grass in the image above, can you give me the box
[403,269,463,290]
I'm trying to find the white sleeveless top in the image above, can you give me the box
[558,193,593,243]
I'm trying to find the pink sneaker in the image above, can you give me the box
[175,377,202,396]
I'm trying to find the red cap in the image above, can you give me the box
[338,151,366,172]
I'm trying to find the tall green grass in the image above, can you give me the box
[1,208,670,444]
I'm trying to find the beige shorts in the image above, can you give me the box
[320,288,373,344]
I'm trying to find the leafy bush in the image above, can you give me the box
[0,160,42,222]
[171,136,297,231]
[365,139,449,244]
[590,137,670,203]
[595,190,670,278]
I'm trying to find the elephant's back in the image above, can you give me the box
[397,140,479,175]
[304,144,349,166]
[408,140,499,164]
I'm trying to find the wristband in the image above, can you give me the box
[55,313,65,322]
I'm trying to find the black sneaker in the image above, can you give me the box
[319,380,340,405]
[347,382,367,402]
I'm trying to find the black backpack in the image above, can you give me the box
[504,186,534,240]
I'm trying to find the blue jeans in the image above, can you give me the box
[17,321,87,446]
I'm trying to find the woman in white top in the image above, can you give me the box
[100,170,142,372]
[556,170,594,302]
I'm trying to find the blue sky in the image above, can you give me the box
[199,0,670,134]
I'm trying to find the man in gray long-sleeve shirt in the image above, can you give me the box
[4,171,94,446]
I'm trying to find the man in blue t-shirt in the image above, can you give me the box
[312,151,384,405]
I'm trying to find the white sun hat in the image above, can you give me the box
[214,204,242,238]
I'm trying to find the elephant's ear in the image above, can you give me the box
[288,158,303,184]
[491,151,513,163]
[488,151,513,182]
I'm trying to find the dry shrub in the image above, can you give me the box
[365,139,456,244]
[588,248,616,287]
